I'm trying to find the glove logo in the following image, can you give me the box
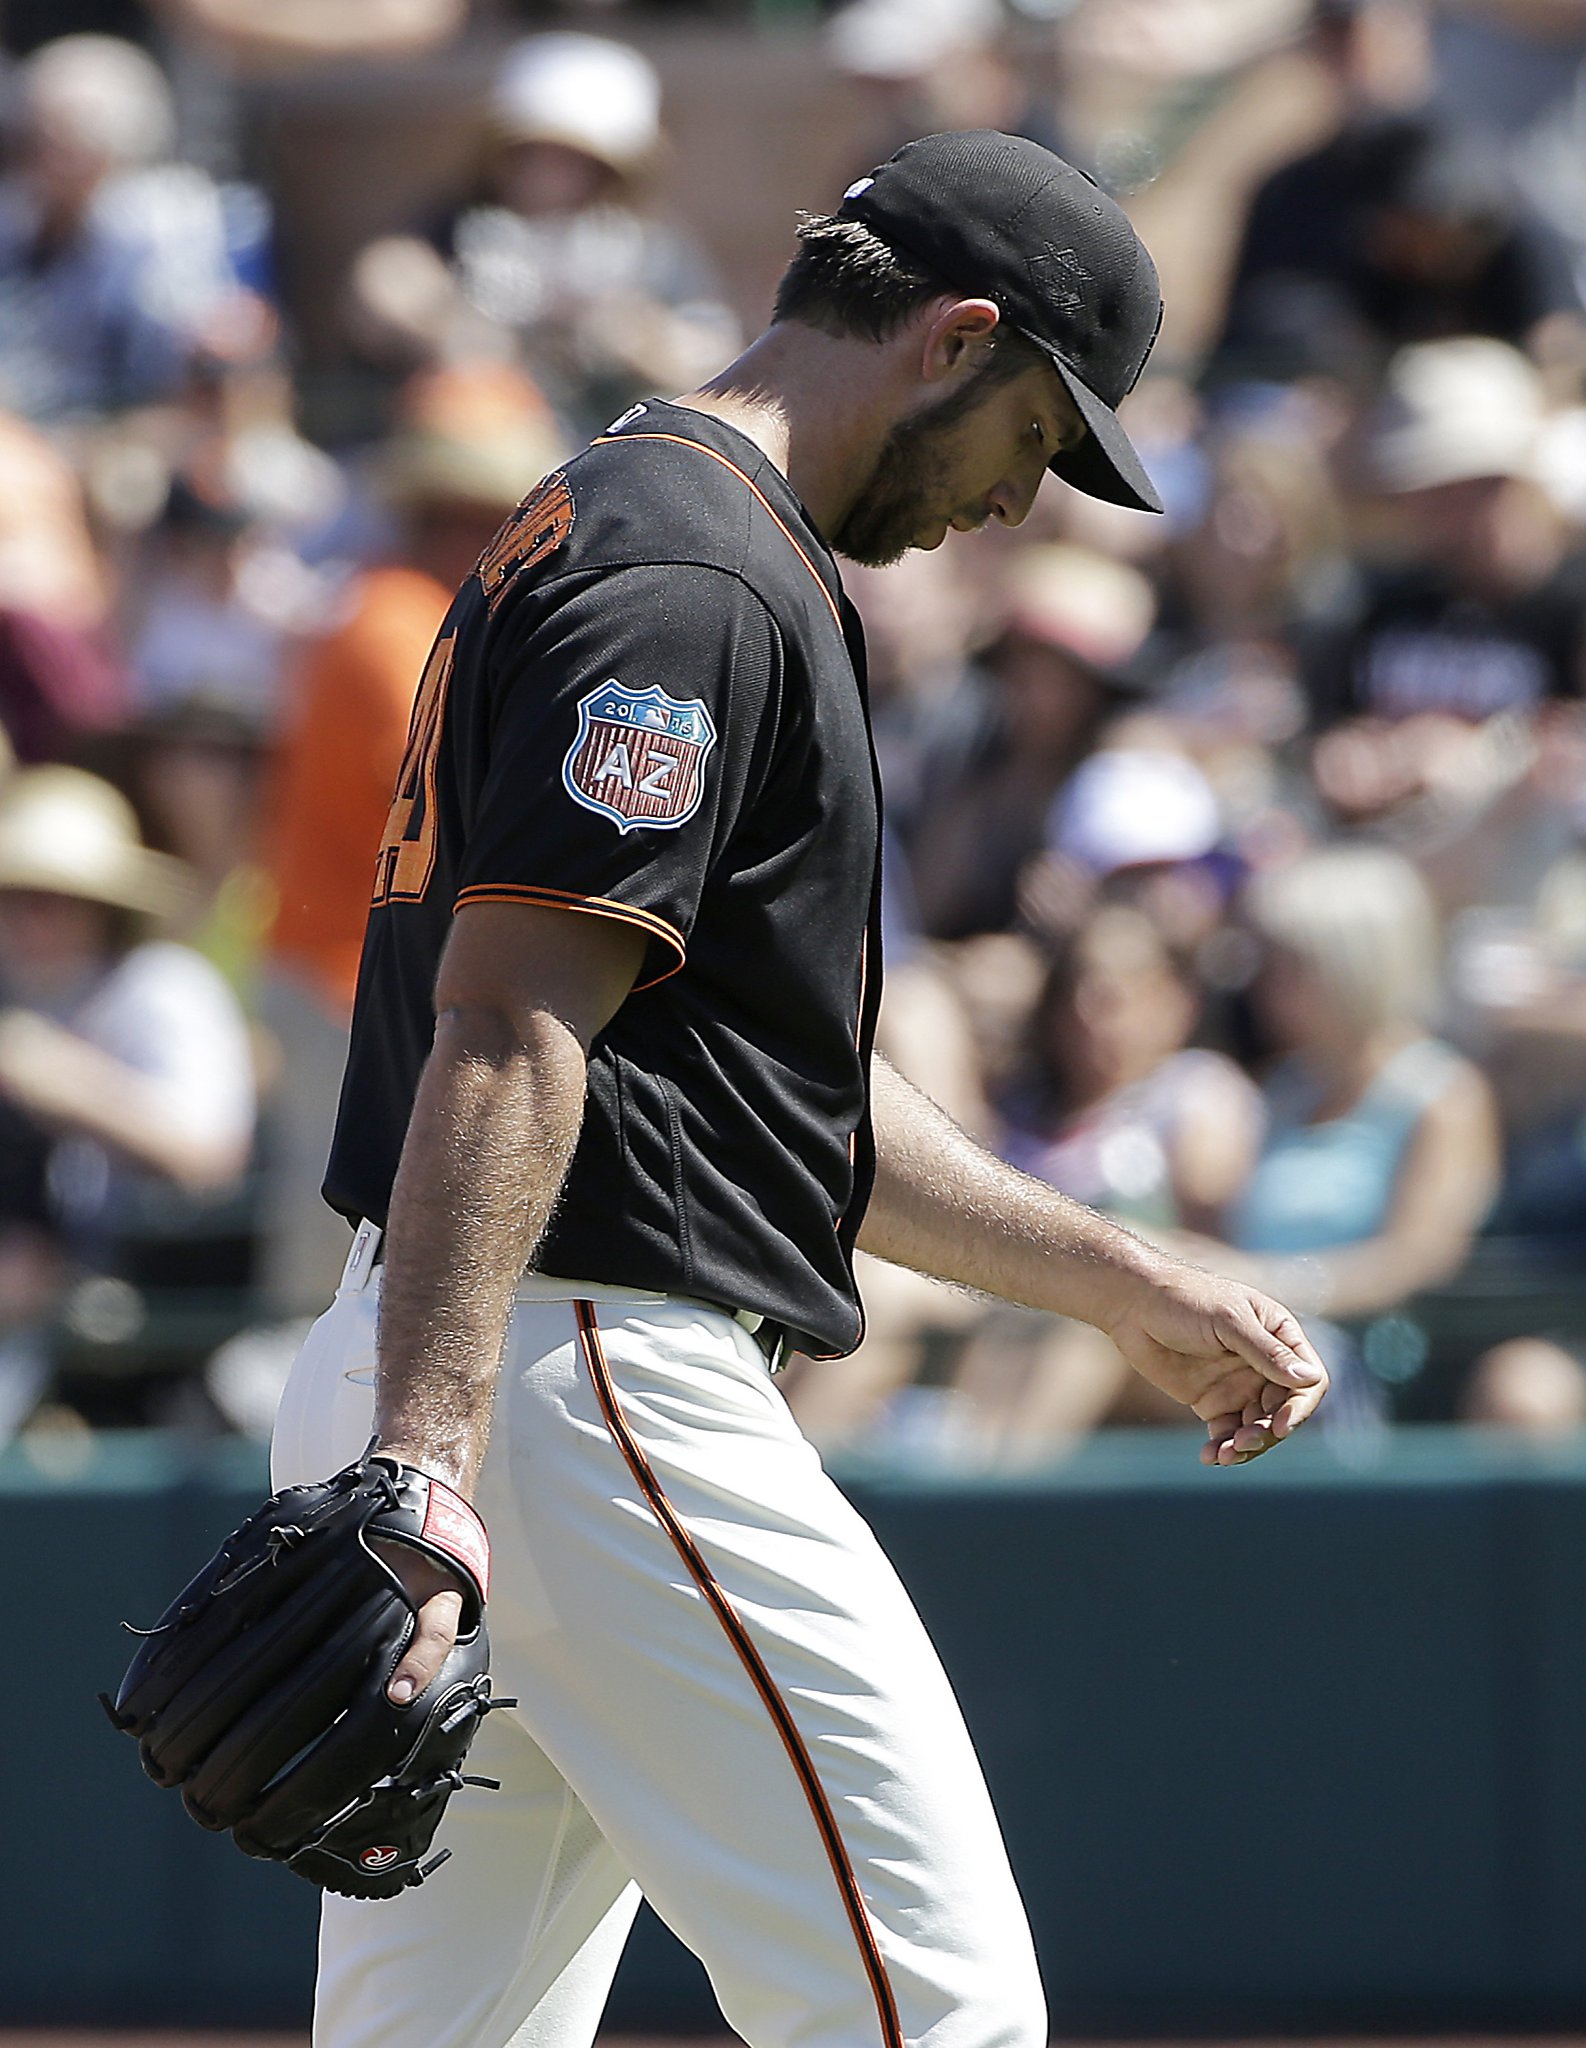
[360,1845,401,1871]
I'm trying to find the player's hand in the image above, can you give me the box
[369,1431,490,1703]
[375,1542,467,1704]
[1101,1258,1328,1465]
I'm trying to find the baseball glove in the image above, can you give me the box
[102,1445,505,1899]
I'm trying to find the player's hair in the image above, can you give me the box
[1246,846,1440,1035]
[773,213,1042,387]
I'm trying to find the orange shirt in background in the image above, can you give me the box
[266,564,451,1017]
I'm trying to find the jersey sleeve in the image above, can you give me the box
[455,562,783,987]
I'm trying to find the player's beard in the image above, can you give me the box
[832,367,1005,568]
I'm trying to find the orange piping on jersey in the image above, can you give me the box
[847,926,869,1173]
[592,433,842,631]
[452,884,685,991]
[818,927,870,1362]
[574,1303,905,2048]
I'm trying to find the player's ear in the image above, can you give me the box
[918,298,1002,390]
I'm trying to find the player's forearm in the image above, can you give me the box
[373,1003,587,1495]
[858,1054,1168,1330]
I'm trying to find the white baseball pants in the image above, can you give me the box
[270,1224,1047,2048]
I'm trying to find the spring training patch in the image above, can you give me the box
[562,681,718,834]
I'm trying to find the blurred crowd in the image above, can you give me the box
[2,0,1586,1463]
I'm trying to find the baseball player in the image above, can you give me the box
[270,132,1329,2048]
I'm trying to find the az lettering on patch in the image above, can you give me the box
[562,682,717,834]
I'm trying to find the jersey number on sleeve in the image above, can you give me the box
[372,628,456,907]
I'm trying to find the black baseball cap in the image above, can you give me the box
[837,131,1165,514]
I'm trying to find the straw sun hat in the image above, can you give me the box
[0,766,193,919]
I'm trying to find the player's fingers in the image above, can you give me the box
[1269,1377,1327,1437]
[1222,1382,1324,1460]
[1202,1398,1311,1466]
[1221,1296,1328,1390]
[389,1587,464,1705]
[372,1538,471,1704]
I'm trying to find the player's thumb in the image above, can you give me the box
[389,1587,464,1705]
[1234,1302,1327,1388]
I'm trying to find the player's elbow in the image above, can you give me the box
[432,999,589,1079]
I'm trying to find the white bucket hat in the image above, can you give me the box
[0,766,193,917]
[22,34,175,167]
[488,34,661,175]
[1369,338,1544,493]
[825,0,1000,80]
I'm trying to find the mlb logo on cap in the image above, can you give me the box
[563,681,718,833]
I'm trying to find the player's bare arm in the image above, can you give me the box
[373,900,643,1698]
[859,1053,1329,1464]
[375,899,644,1488]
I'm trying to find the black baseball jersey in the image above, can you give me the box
[324,400,883,1358]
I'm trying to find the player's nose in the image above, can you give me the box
[986,466,1043,529]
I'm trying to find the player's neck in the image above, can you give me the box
[676,324,900,541]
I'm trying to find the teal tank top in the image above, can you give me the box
[1225,1038,1463,1254]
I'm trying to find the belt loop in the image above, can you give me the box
[734,1308,788,1374]
[341,1221,382,1295]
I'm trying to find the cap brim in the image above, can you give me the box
[1040,353,1164,515]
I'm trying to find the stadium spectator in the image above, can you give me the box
[0,408,113,635]
[1461,1335,1586,1433]
[148,0,467,69]
[122,467,301,728]
[1162,417,1354,669]
[1461,824,1586,1240]
[1431,0,1586,292]
[939,903,1263,1457]
[1021,743,1231,964]
[1206,846,1501,1427]
[1308,338,1586,832]
[911,545,1159,939]
[0,35,243,424]
[1000,904,1263,1236]
[125,692,274,990]
[345,33,740,438]
[842,544,989,839]
[0,765,254,1427]
[1215,1,1583,379]
[0,608,125,767]
[824,0,1023,167]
